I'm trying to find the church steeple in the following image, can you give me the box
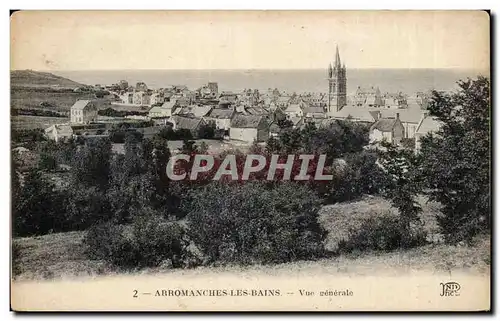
[327,45,347,115]
[334,45,341,68]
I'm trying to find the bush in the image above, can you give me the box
[83,214,189,269]
[337,214,427,253]
[186,182,326,265]
[12,169,69,236]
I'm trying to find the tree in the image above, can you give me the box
[198,122,216,139]
[70,138,112,190]
[186,182,326,264]
[377,141,423,248]
[12,169,67,236]
[420,76,490,243]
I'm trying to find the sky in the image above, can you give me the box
[10,10,490,71]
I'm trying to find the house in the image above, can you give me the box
[70,100,98,124]
[283,103,303,118]
[369,113,405,145]
[170,115,207,138]
[378,108,423,139]
[354,86,383,107]
[45,124,74,142]
[219,91,239,105]
[304,106,326,119]
[414,112,443,152]
[229,115,269,143]
[148,99,177,118]
[149,93,164,106]
[176,96,191,107]
[190,105,213,118]
[204,108,235,132]
[133,91,151,106]
[120,92,134,104]
[383,92,408,109]
[276,96,291,109]
[330,106,379,124]
[135,82,148,92]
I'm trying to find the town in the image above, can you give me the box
[43,46,441,154]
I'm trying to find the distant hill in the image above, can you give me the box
[11,70,84,89]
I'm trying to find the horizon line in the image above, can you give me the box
[11,67,488,72]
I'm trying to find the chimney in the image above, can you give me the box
[396,113,400,120]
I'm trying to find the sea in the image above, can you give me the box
[52,69,488,95]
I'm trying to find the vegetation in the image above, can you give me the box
[98,107,148,118]
[186,182,326,265]
[10,76,491,277]
[11,108,67,118]
[419,76,490,243]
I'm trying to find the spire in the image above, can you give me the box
[335,45,341,68]
[328,63,333,78]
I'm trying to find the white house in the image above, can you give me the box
[283,103,303,118]
[70,100,98,124]
[148,99,177,118]
[229,115,269,143]
[149,93,164,106]
[45,124,74,142]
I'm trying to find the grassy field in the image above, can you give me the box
[11,196,490,282]
[11,115,69,130]
[11,87,113,112]
[11,70,83,88]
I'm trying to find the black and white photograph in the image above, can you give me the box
[9,10,491,311]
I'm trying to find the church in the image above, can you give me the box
[327,45,347,116]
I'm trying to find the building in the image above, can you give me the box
[229,115,269,143]
[135,82,148,92]
[206,82,218,97]
[118,80,129,90]
[44,124,74,142]
[149,92,164,106]
[219,91,239,105]
[148,99,177,118]
[275,96,291,109]
[204,108,235,133]
[133,91,150,106]
[170,115,207,138]
[120,92,134,104]
[414,112,443,152]
[304,106,326,119]
[70,100,98,124]
[283,103,303,118]
[369,113,405,145]
[327,45,347,115]
[383,92,408,109]
[330,105,379,124]
[354,86,383,107]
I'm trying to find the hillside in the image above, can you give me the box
[11,70,84,89]
[11,197,490,281]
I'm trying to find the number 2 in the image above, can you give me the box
[133,290,138,298]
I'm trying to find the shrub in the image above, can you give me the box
[12,169,69,236]
[337,214,427,253]
[186,182,326,265]
[38,153,57,171]
[83,213,189,269]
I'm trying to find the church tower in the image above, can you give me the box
[327,45,347,114]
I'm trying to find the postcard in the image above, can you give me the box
[10,10,491,312]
